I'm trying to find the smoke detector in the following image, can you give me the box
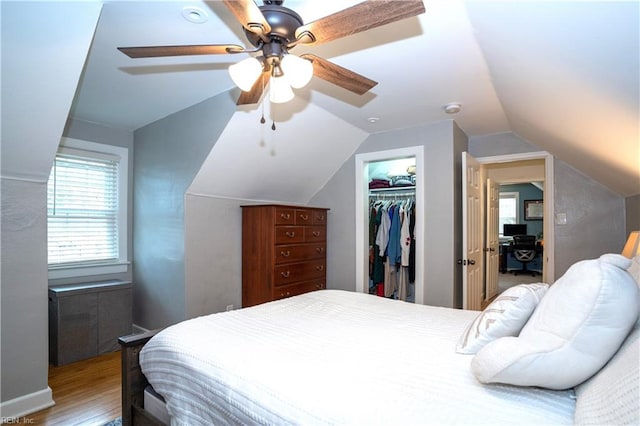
[444,103,462,114]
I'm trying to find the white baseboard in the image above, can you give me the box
[0,387,54,420]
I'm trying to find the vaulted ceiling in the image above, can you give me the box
[4,1,639,196]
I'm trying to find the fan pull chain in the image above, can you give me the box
[260,73,266,124]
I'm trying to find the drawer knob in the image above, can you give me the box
[316,284,322,289]
[280,213,290,220]
[285,231,296,238]
[281,271,290,278]
[316,265,324,271]
[312,231,321,237]
[299,214,309,221]
[280,250,291,257]
[316,247,324,253]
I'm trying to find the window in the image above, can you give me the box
[499,191,519,235]
[47,138,128,278]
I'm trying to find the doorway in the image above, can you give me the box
[355,146,425,304]
[462,151,554,309]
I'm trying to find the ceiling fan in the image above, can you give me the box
[118,0,425,105]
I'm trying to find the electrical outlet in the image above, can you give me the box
[226,304,234,311]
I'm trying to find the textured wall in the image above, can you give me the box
[1,180,49,403]
[554,160,625,275]
[626,194,640,235]
[133,92,236,329]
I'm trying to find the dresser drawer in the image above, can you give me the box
[273,280,325,300]
[312,210,327,225]
[274,260,326,286]
[275,226,305,244]
[294,209,313,225]
[275,207,296,225]
[274,244,326,264]
[305,226,326,242]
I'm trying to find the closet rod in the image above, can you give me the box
[369,192,415,200]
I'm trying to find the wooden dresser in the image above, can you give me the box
[242,204,329,307]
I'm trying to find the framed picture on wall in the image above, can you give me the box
[524,199,544,220]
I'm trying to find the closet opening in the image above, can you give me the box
[355,146,425,304]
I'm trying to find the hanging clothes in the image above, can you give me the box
[368,191,416,302]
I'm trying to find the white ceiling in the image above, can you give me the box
[67,1,639,196]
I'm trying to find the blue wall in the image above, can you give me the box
[500,183,544,238]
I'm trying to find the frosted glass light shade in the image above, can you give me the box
[228,57,262,92]
[281,54,313,89]
[269,75,294,103]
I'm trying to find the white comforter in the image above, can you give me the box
[140,290,575,425]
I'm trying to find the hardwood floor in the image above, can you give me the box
[23,351,121,426]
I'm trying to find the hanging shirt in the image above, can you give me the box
[387,204,402,265]
[375,205,391,257]
[400,204,411,266]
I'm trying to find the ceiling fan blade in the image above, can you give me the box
[237,71,270,105]
[223,0,271,37]
[118,45,244,58]
[301,54,377,95]
[295,0,425,45]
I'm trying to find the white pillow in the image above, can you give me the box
[627,254,640,286]
[574,322,639,426]
[471,254,640,390]
[456,283,548,354]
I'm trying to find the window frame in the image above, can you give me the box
[47,137,129,279]
[498,191,520,236]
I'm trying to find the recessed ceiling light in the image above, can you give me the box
[182,6,208,24]
[367,117,380,123]
[444,103,462,114]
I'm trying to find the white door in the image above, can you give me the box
[485,178,500,301]
[461,152,483,311]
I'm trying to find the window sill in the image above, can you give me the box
[48,261,130,279]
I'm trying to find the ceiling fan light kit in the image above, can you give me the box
[229,56,264,92]
[118,0,426,105]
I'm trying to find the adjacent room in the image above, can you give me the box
[2,0,639,425]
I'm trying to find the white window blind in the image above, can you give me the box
[499,191,519,235]
[48,148,120,266]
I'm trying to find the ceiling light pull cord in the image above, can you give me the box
[260,72,266,124]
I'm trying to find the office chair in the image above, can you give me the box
[511,235,539,276]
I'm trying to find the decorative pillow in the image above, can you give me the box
[471,254,640,390]
[456,283,548,354]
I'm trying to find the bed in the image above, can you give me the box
[119,254,640,426]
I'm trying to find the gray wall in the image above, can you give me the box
[1,179,49,402]
[554,159,626,274]
[469,132,626,278]
[310,120,466,308]
[626,194,640,235]
[184,195,244,316]
[133,91,237,329]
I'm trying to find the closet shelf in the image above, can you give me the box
[368,186,415,193]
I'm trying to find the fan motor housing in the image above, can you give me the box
[244,4,304,48]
